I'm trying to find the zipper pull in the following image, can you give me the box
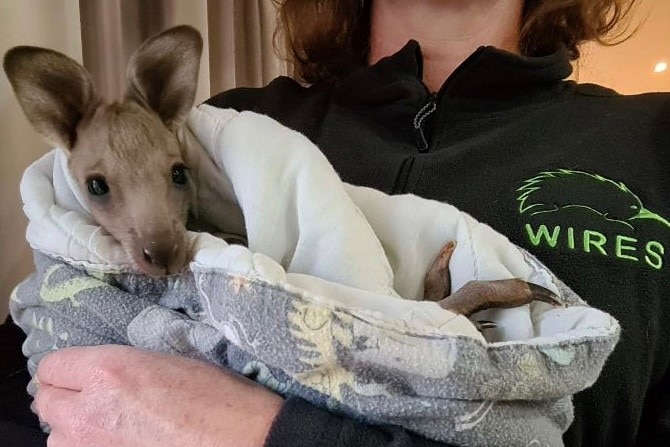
[413,92,437,152]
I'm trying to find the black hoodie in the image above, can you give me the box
[207,41,670,447]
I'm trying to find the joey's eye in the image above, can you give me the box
[87,176,109,196]
[172,164,188,186]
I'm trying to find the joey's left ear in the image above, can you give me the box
[125,25,203,130]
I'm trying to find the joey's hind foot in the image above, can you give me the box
[438,278,562,317]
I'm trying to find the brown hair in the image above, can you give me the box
[520,0,638,60]
[275,0,639,84]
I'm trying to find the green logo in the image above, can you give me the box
[517,169,668,270]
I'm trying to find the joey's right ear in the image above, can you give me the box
[3,47,97,150]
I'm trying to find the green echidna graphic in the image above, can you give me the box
[517,169,670,229]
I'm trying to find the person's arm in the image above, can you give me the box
[34,345,454,447]
[266,397,454,447]
[13,255,454,447]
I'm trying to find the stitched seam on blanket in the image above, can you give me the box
[31,250,136,275]
[41,203,125,266]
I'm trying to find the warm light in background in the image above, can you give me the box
[577,2,670,93]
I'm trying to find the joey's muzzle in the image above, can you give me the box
[134,230,189,276]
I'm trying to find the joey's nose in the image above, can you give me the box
[142,241,175,269]
[135,231,189,276]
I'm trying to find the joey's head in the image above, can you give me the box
[4,26,203,276]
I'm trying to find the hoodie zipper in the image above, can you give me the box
[413,92,438,152]
[392,92,436,194]
[411,46,488,153]
[394,47,488,194]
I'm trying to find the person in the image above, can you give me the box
[1,0,667,446]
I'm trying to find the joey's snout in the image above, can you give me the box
[142,240,176,269]
[134,229,189,276]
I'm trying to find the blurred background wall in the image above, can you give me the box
[577,1,670,94]
[1,0,669,320]
[0,0,82,322]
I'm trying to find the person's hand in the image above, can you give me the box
[34,345,283,447]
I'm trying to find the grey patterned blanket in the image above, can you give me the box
[11,105,620,446]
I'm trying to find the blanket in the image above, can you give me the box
[10,105,620,446]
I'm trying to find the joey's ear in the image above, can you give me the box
[3,47,97,150]
[126,25,203,131]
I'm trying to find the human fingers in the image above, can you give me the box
[34,384,79,432]
[46,431,68,447]
[37,347,93,390]
[36,345,128,390]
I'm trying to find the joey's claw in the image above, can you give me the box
[475,320,497,331]
[528,283,562,307]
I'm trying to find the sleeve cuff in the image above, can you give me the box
[263,396,451,447]
[264,396,338,447]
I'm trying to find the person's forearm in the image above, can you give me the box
[265,397,454,447]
